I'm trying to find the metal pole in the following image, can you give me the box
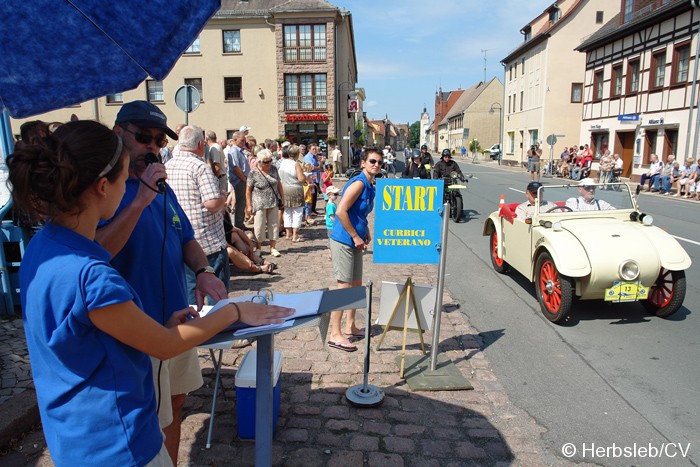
[429,202,450,371]
[687,7,700,159]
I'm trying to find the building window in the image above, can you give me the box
[627,59,640,93]
[184,36,200,54]
[184,78,203,102]
[147,80,164,102]
[283,24,326,62]
[224,77,242,101]
[624,0,633,23]
[513,94,516,112]
[508,132,515,153]
[520,91,524,111]
[652,51,666,88]
[571,83,582,103]
[593,70,604,101]
[106,93,123,104]
[509,65,513,81]
[223,30,241,53]
[673,43,691,84]
[596,11,604,24]
[611,65,623,97]
[549,8,560,23]
[523,27,531,42]
[284,74,327,111]
[529,129,539,146]
[521,58,525,74]
[508,95,512,113]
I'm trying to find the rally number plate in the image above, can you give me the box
[604,281,649,302]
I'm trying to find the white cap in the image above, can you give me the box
[240,125,251,132]
[281,141,291,148]
[579,178,596,186]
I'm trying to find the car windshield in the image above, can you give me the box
[536,182,635,214]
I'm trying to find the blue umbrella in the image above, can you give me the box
[0,0,220,118]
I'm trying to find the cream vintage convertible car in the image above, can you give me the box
[483,181,691,323]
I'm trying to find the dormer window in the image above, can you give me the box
[548,7,560,23]
[522,26,531,42]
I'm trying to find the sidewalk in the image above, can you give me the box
[0,190,568,466]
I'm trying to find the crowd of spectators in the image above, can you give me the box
[635,153,699,198]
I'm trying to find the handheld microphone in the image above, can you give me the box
[143,152,166,193]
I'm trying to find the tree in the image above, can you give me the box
[355,119,366,146]
[409,121,420,147]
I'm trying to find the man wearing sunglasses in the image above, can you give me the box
[565,178,615,211]
[99,101,228,465]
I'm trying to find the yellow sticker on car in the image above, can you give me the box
[604,281,649,302]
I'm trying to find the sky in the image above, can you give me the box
[338,0,550,125]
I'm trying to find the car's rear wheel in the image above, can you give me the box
[642,268,685,318]
[535,252,573,323]
[489,230,508,274]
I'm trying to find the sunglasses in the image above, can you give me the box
[122,126,166,147]
[261,160,272,164]
[582,186,596,192]
[367,159,383,165]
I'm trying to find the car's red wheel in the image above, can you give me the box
[642,268,685,318]
[490,230,508,274]
[535,252,573,323]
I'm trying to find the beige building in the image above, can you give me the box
[10,0,359,162]
[439,78,503,154]
[577,0,696,180]
[501,0,619,167]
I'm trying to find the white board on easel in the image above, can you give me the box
[376,281,435,331]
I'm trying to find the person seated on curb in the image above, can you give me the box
[223,213,275,273]
[566,178,615,211]
[675,157,697,197]
[656,154,676,194]
[515,182,550,221]
[636,154,663,195]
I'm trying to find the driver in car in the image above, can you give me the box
[432,149,464,180]
[565,178,615,211]
[515,181,549,220]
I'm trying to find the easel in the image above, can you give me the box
[375,277,426,378]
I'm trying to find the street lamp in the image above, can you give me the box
[383,115,389,148]
[337,81,356,170]
[489,103,503,165]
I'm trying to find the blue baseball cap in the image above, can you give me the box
[115,100,178,140]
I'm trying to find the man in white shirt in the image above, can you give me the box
[330,143,343,174]
[636,154,663,195]
[515,181,549,220]
[566,178,615,211]
[206,130,227,194]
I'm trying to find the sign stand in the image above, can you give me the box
[374,277,427,378]
[402,203,472,391]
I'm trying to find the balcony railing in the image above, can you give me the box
[285,95,327,111]
[283,46,326,63]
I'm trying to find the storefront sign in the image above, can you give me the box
[348,99,358,113]
[618,113,639,121]
[647,118,665,125]
[285,113,328,123]
[590,124,602,130]
[374,179,443,264]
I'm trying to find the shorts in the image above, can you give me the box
[530,161,541,173]
[151,348,203,427]
[330,238,363,283]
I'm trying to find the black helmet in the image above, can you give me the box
[526,182,542,193]
[441,149,451,158]
[421,144,427,150]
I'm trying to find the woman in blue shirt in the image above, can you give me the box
[327,147,383,351]
[8,120,292,467]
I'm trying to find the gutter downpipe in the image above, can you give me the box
[685,10,700,160]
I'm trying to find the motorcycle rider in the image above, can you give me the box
[402,152,430,179]
[433,149,464,180]
[420,144,434,170]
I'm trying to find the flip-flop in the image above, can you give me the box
[327,339,358,352]
[347,332,365,341]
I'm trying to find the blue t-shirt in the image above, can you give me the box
[100,178,195,322]
[20,224,162,466]
[329,172,375,247]
[325,201,337,230]
[303,153,321,183]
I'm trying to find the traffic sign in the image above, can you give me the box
[175,85,200,113]
[546,134,557,146]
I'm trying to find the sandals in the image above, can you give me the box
[292,236,304,243]
[327,339,358,352]
[250,262,277,274]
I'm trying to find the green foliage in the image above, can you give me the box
[326,136,338,145]
[409,121,420,147]
[469,139,481,153]
[355,120,366,146]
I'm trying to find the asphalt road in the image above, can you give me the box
[441,158,699,466]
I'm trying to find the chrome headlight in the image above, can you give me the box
[619,260,640,281]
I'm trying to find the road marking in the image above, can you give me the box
[509,187,525,194]
[672,235,700,247]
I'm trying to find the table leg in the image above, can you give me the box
[206,349,223,449]
[255,334,274,467]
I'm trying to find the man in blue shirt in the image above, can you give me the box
[303,143,324,214]
[97,100,229,465]
[227,131,251,229]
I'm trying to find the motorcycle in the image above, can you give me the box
[442,172,468,223]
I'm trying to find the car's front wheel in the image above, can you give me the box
[642,268,685,318]
[535,252,573,323]
[489,229,508,274]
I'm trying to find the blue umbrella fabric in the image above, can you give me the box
[0,0,220,119]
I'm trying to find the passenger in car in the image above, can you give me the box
[565,178,615,211]
[515,182,550,220]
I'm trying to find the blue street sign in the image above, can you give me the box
[373,179,443,264]
[618,114,639,121]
